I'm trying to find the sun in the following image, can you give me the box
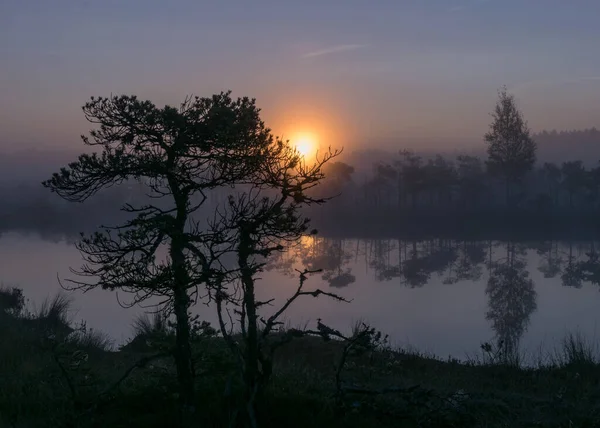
[292,133,317,157]
[296,138,312,156]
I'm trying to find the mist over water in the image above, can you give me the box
[6,229,600,362]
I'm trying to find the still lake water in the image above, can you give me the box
[4,230,600,361]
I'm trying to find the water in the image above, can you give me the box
[4,230,600,361]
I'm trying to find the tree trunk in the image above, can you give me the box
[173,284,194,407]
[171,239,195,426]
[243,278,259,425]
[168,185,195,426]
[239,229,260,427]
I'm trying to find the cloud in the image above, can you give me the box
[301,44,368,59]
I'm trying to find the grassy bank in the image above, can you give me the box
[2,289,600,427]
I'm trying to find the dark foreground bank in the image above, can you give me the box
[2,289,600,428]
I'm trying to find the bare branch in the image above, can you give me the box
[262,269,349,339]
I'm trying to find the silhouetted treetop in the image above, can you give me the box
[43,92,272,202]
[485,88,536,176]
[484,87,536,207]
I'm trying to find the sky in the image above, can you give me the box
[2,0,600,154]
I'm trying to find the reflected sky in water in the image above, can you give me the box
[3,231,600,361]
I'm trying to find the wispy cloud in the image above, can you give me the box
[301,44,368,59]
[449,0,491,13]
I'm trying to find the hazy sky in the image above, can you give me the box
[2,0,600,153]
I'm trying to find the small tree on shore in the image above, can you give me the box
[484,86,536,208]
[42,92,275,420]
[205,143,348,426]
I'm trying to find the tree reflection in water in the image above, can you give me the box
[261,236,600,364]
[485,241,537,364]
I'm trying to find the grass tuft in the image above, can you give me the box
[132,312,169,338]
[68,324,114,352]
[554,331,598,368]
[33,292,74,333]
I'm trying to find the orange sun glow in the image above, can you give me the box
[292,133,317,157]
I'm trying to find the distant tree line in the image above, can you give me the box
[309,88,600,235]
[317,151,600,214]
[534,128,600,163]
